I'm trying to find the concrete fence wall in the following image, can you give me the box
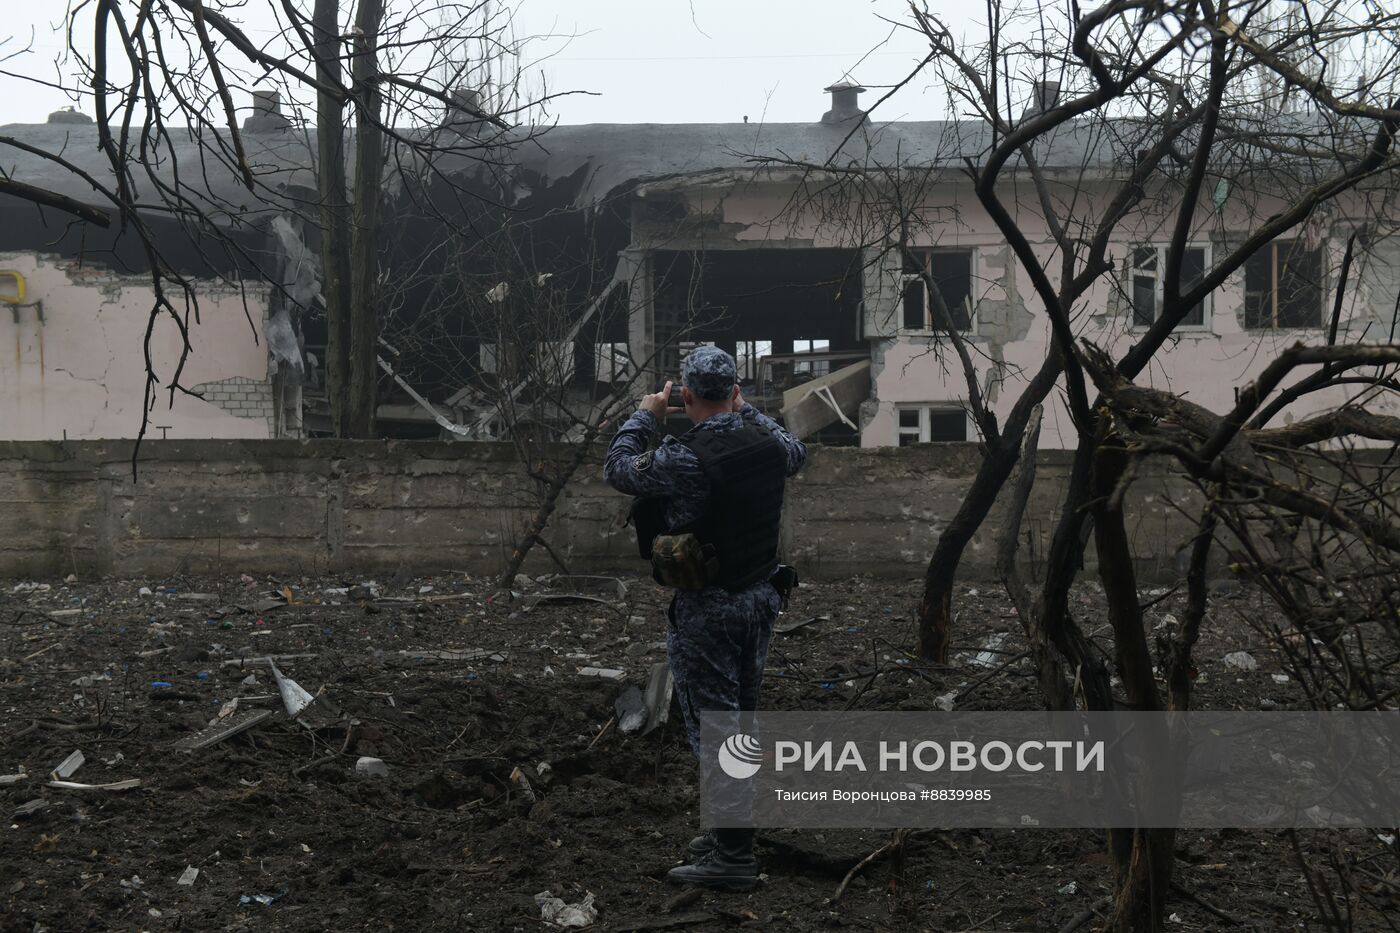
[0,440,1203,580]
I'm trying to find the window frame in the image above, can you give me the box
[1243,238,1326,330]
[894,404,969,445]
[900,247,976,335]
[1127,242,1212,332]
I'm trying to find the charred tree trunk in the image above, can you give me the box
[1092,428,1175,933]
[312,0,352,437]
[346,0,385,438]
[994,406,1075,709]
[916,450,1020,662]
[916,350,1065,661]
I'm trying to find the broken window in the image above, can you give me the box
[1244,239,1324,329]
[735,340,772,381]
[902,249,974,332]
[478,342,575,384]
[896,405,968,445]
[791,339,832,378]
[593,343,632,383]
[1129,244,1208,328]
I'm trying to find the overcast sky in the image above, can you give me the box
[1,0,971,126]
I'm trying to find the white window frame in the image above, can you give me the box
[1127,242,1212,332]
[894,404,969,445]
[900,248,977,335]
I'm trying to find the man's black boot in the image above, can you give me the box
[686,831,718,862]
[667,829,757,891]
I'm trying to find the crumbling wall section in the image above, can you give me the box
[0,439,1204,581]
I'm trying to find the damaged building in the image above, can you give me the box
[3,83,1398,446]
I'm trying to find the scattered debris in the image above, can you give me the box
[971,632,1012,668]
[270,661,315,717]
[50,750,84,780]
[355,757,389,780]
[615,686,646,734]
[535,890,597,928]
[641,662,674,736]
[578,667,625,681]
[239,891,286,907]
[934,691,957,712]
[177,866,199,886]
[1058,881,1078,895]
[511,766,538,802]
[173,708,275,751]
[47,778,141,792]
[0,771,28,786]
[775,615,827,635]
[394,648,505,663]
[1223,651,1258,671]
[219,653,319,668]
[524,575,628,611]
[1271,673,1290,684]
[13,799,49,819]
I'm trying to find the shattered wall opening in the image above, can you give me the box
[650,248,865,445]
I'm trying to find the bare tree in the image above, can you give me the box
[2,0,571,449]
[753,1,1400,928]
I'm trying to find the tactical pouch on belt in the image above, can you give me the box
[649,533,717,591]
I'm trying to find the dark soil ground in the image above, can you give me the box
[2,571,1396,932]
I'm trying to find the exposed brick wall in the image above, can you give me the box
[191,377,276,435]
[0,440,1217,582]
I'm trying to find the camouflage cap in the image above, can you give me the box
[682,345,738,401]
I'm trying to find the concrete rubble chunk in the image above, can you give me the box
[535,890,597,928]
[1223,651,1258,671]
[51,750,84,781]
[354,757,389,780]
[577,667,625,681]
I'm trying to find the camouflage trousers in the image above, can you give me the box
[666,582,781,760]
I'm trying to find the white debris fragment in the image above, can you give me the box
[51,749,85,780]
[971,633,1011,669]
[534,890,597,928]
[1223,651,1258,671]
[355,757,389,780]
[577,667,625,681]
[177,866,199,886]
[1271,673,1290,684]
[934,691,957,712]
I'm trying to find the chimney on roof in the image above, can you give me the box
[244,90,291,133]
[1021,80,1062,120]
[444,87,488,135]
[821,82,866,126]
[47,107,93,125]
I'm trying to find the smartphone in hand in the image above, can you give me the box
[667,385,684,408]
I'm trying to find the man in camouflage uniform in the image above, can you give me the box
[604,346,806,890]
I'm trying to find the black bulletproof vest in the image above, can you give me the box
[682,423,788,590]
